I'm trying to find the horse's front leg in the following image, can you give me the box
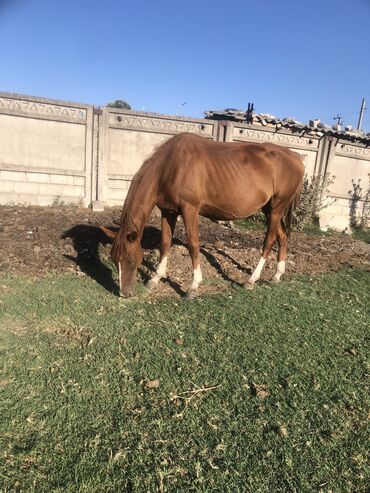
[146,211,177,290]
[182,206,202,299]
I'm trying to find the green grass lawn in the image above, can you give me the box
[0,269,369,492]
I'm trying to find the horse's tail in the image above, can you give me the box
[282,179,303,236]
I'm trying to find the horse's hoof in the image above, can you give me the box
[185,289,199,300]
[244,281,255,290]
[271,276,280,284]
[145,279,157,291]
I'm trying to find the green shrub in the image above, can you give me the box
[294,173,335,230]
[349,174,370,230]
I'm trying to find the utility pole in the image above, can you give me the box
[357,98,366,130]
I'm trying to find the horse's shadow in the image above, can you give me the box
[200,246,252,286]
[62,224,247,296]
[62,225,120,295]
[140,230,186,297]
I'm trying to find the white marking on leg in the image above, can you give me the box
[157,256,168,277]
[150,256,168,285]
[118,262,122,295]
[190,265,202,291]
[248,257,266,285]
[273,260,285,282]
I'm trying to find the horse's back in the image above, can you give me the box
[156,133,304,219]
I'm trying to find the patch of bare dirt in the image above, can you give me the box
[0,205,369,297]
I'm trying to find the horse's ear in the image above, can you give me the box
[127,231,138,242]
[100,226,117,241]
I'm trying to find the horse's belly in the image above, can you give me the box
[157,169,272,219]
[200,193,268,221]
[199,205,239,221]
[199,170,272,220]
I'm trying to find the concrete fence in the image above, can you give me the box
[0,93,94,207]
[1,91,369,230]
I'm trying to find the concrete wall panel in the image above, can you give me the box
[108,128,169,176]
[0,114,86,172]
[329,155,370,197]
[0,92,93,206]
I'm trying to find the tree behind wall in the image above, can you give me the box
[107,100,132,110]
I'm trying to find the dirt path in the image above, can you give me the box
[0,205,369,297]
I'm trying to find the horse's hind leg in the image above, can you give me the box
[245,206,283,290]
[146,210,178,290]
[181,206,202,299]
[272,222,288,283]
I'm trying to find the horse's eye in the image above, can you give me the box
[127,231,138,242]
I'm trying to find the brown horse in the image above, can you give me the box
[101,132,304,298]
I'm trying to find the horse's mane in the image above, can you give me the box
[119,157,156,230]
[121,137,177,227]
[111,136,177,261]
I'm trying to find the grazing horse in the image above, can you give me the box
[101,132,304,298]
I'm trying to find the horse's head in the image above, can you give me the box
[101,226,143,297]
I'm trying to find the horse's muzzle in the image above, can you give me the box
[120,291,133,298]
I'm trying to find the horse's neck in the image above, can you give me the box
[123,171,158,234]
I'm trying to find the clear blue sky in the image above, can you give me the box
[1,0,369,130]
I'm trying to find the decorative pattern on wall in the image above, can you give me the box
[337,144,370,159]
[0,97,87,121]
[110,113,214,135]
[233,127,319,148]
